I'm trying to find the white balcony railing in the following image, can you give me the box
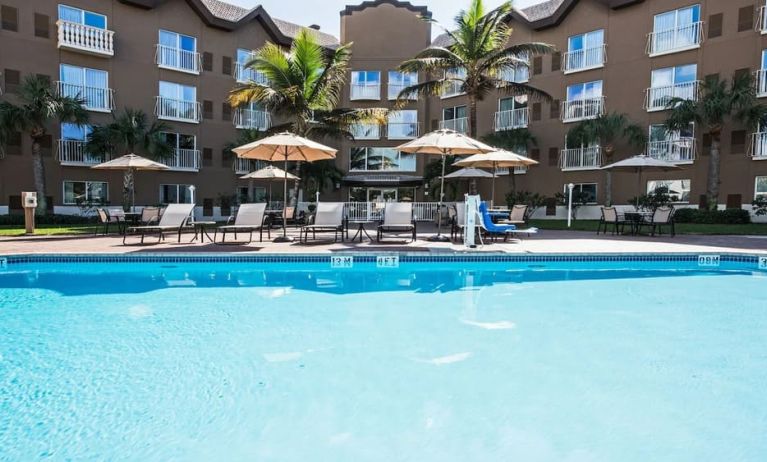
[560,146,602,171]
[561,97,604,123]
[155,97,201,123]
[494,108,528,131]
[155,45,201,74]
[351,124,381,140]
[56,20,114,56]
[647,138,696,163]
[755,70,767,97]
[645,81,700,111]
[494,166,528,175]
[563,45,606,73]
[164,149,200,171]
[388,84,418,100]
[750,131,767,159]
[56,81,114,112]
[646,21,704,56]
[234,158,261,174]
[234,63,268,84]
[350,84,381,101]
[387,122,420,140]
[757,6,767,34]
[439,117,469,134]
[233,109,271,131]
[56,139,106,166]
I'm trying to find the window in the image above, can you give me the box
[648,64,697,110]
[648,123,695,162]
[61,122,92,141]
[495,96,528,130]
[234,102,270,130]
[441,105,467,133]
[63,181,108,205]
[647,179,691,203]
[157,81,198,121]
[568,183,598,203]
[236,48,267,84]
[758,50,767,96]
[58,5,106,28]
[160,184,194,204]
[649,4,702,55]
[162,132,196,151]
[442,68,466,98]
[565,29,604,72]
[388,71,417,100]
[59,64,111,111]
[158,30,199,73]
[755,176,767,199]
[349,147,416,172]
[500,52,529,83]
[567,80,603,101]
[350,71,381,100]
[563,80,603,122]
[387,110,418,139]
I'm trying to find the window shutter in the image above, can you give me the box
[734,68,750,81]
[548,147,559,167]
[221,148,232,166]
[1,5,18,31]
[222,56,232,75]
[530,148,540,161]
[737,6,753,32]
[203,100,213,119]
[532,56,542,75]
[730,129,746,153]
[34,13,49,38]
[550,99,560,119]
[708,13,723,38]
[202,52,213,72]
[531,102,541,121]
[726,194,742,209]
[551,52,561,72]
[202,148,213,167]
[4,68,20,93]
[221,102,231,121]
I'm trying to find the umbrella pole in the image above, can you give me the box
[636,167,642,210]
[274,148,293,243]
[491,162,497,208]
[428,149,450,242]
[130,168,135,213]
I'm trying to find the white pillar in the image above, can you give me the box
[567,183,574,228]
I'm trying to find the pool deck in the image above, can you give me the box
[1,226,766,256]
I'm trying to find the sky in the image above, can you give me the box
[225,0,546,39]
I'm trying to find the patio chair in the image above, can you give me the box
[300,202,346,243]
[640,206,675,237]
[499,204,528,226]
[478,202,538,243]
[123,203,195,244]
[140,206,160,225]
[596,206,626,235]
[377,202,416,242]
[95,208,125,236]
[283,206,297,226]
[214,203,269,243]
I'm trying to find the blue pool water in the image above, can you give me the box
[1,256,766,461]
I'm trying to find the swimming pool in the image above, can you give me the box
[1,253,766,461]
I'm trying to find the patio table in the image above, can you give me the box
[348,220,375,242]
[189,221,216,243]
[623,211,653,235]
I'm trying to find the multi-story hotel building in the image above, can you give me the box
[1,0,767,217]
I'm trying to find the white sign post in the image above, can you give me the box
[567,183,575,228]
[464,194,480,248]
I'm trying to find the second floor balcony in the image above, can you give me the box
[563,45,606,73]
[165,149,200,172]
[350,83,381,101]
[56,81,114,112]
[647,138,696,164]
[233,109,271,131]
[646,21,704,56]
[156,45,201,74]
[234,63,268,85]
[56,20,114,57]
[155,97,201,123]
[560,146,602,171]
[56,139,107,166]
[645,81,700,111]
[750,131,767,159]
[234,158,263,175]
[439,117,469,134]
[561,97,604,123]
[494,108,528,131]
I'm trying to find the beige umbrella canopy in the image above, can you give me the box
[454,149,539,206]
[233,132,337,242]
[443,168,494,179]
[239,165,300,205]
[91,154,169,211]
[397,129,495,241]
[601,155,682,207]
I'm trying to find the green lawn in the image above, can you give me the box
[0,224,104,237]
[528,219,767,235]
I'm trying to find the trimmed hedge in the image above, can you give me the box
[673,208,751,225]
[0,214,98,226]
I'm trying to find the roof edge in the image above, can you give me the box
[340,0,432,19]
[520,0,645,30]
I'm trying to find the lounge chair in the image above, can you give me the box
[214,203,269,243]
[498,204,528,226]
[639,206,675,237]
[123,203,195,244]
[596,206,627,235]
[377,202,416,242]
[478,202,538,242]
[300,202,346,243]
[95,208,125,235]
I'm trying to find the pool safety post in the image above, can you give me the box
[21,191,37,234]
[567,183,575,228]
[464,194,480,248]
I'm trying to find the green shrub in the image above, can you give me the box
[673,208,751,224]
[753,196,767,216]
[0,214,98,226]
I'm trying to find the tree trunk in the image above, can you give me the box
[467,94,478,139]
[30,138,47,216]
[707,136,721,211]
[604,171,613,206]
[123,170,134,211]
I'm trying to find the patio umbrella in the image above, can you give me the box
[443,167,494,195]
[397,129,494,241]
[601,155,682,207]
[454,149,539,207]
[239,165,300,204]
[233,132,337,242]
[91,153,169,212]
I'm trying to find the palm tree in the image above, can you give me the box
[229,29,386,203]
[0,75,88,214]
[482,127,537,193]
[85,108,174,209]
[396,0,554,138]
[665,74,764,210]
[566,112,646,205]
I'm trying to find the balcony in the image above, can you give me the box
[755,70,767,97]
[560,146,602,171]
[350,123,381,140]
[350,83,381,101]
[646,21,704,57]
[499,65,529,84]
[56,20,114,57]
[234,158,260,175]
[758,5,767,34]
[494,166,528,175]
[155,45,201,74]
[439,117,469,134]
[645,81,699,111]
[155,97,201,123]
[561,97,604,123]
[234,63,268,84]
[647,138,696,164]
[494,108,528,131]
[441,80,464,99]
[233,109,271,131]
[750,132,767,159]
[56,139,107,166]
[388,84,417,101]
[56,81,114,112]
[563,45,606,73]
[165,149,200,172]
[387,122,420,140]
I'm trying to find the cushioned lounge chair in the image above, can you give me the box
[123,203,194,244]
[214,203,269,243]
[478,202,538,242]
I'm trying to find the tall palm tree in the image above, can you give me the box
[566,112,646,205]
[665,74,764,210]
[396,0,554,138]
[229,29,385,203]
[85,108,174,209]
[482,127,537,193]
[0,75,88,214]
